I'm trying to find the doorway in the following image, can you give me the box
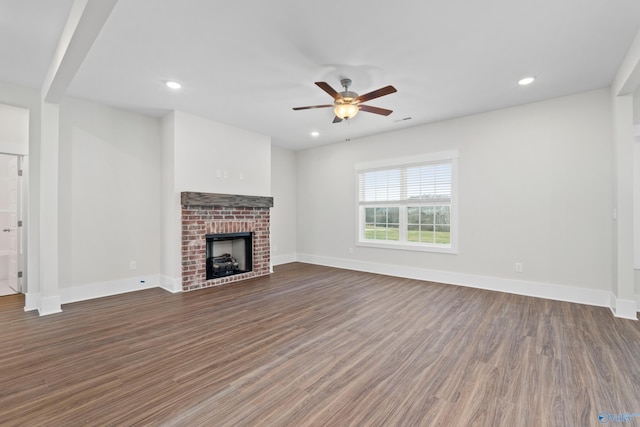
[0,102,28,297]
[0,154,23,296]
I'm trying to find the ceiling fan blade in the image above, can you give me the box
[332,116,343,123]
[315,82,341,100]
[355,85,397,103]
[292,104,334,110]
[359,104,393,116]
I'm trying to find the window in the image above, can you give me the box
[356,152,457,253]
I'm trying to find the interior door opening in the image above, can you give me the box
[0,154,23,296]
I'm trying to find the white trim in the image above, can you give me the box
[272,253,297,266]
[23,292,40,312]
[609,296,638,320]
[355,150,459,171]
[356,240,458,254]
[636,294,640,312]
[24,275,181,313]
[58,275,161,305]
[0,142,29,156]
[159,275,183,293]
[38,295,62,316]
[296,253,614,311]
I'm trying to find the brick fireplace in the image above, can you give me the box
[181,192,273,291]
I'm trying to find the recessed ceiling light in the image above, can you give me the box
[165,80,182,89]
[310,131,319,137]
[518,76,535,86]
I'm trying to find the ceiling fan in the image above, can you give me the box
[293,78,397,123]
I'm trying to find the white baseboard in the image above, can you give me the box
[159,275,183,293]
[25,275,180,315]
[272,253,297,266]
[610,296,639,320]
[38,294,62,316]
[58,274,161,305]
[23,258,640,320]
[24,292,40,312]
[296,253,617,313]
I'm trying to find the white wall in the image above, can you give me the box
[161,112,180,280]
[58,96,162,288]
[634,85,640,125]
[0,155,11,280]
[634,87,640,298]
[173,111,271,197]
[270,146,297,265]
[297,89,613,295]
[0,103,29,148]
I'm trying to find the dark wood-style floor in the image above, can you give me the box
[1,263,639,426]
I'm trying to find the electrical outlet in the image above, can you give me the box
[129,261,137,270]
[348,247,354,255]
[515,262,523,273]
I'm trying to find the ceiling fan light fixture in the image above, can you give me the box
[334,103,359,120]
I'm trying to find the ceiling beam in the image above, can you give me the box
[612,29,640,97]
[41,0,118,103]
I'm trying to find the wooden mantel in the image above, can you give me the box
[181,192,274,208]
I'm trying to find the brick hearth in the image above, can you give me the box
[181,192,273,291]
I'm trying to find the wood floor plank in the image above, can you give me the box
[1,262,639,426]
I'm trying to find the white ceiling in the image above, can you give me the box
[2,0,640,150]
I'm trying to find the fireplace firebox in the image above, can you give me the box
[206,232,253,279]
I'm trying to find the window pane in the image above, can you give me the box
[407,207,419,224]
[374,225,388,240]
[375,207,387,224]
[407,225,419,242]
[361,169,402,201]
[421,207,434,224]
[406,163,452,202]
[388,224,400,241]
[388,207,399,224]
[436,225,450,244]
[365,223,375,239]
[365,208,374,223]
[421,225,435,243]
[436,206,450,224]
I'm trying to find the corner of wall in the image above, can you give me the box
[159,275,183,293]
[23,292,40,312]
[272,253,297,266]
[610,293,638,320]
[38,294,62,316]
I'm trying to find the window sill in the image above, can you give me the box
[356,240,458,254]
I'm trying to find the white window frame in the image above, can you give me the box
[355,151,458,254]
